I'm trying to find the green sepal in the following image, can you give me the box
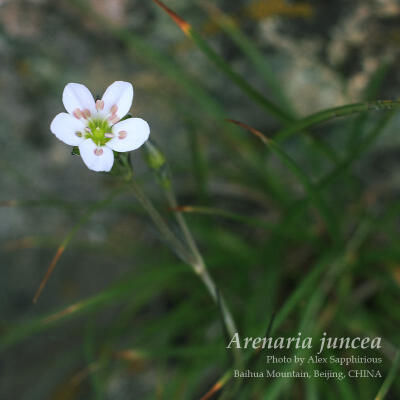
[120,113,133,122]
[71,146,80,156]
[110,151,132,180]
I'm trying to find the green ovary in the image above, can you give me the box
[85,119,112,146]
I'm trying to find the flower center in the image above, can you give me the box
[85,118,112,146]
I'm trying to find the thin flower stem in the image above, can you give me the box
[164,187,239,342]
[130,179,240,362]
[130,180,191,263]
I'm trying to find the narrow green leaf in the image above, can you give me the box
[275,100,400,143]
[348,60,392,152]
[200,3,294,114]
[32,186,125,303]
[375,351,400,400]
[188,28,293,123]
[229,120,340,239]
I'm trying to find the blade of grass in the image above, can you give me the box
[169,205,316,242]
[228,109,395,249]
[375,351,400,400]
[0,198,78,211]
[198,255,330,399]
[272,254,331,332]
[199,371,231,400]
[326,350,355,400]
[1,262,186,352]
[279,109,396,227]
[32,186,126,303]
[275,100,400,143]
[305,363,318,400]
[261,221,371,400]
[204,218,371,399]
[185,121,209,203]
[228,119,340,240]
[169,205,273,230]
[348,61,392,152]
[84,316,104,400]
[151,0,293,124]
[200,1,294,114]
[151,0,353,166]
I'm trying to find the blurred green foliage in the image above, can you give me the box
[1,1,400,399]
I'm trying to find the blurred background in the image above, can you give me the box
[1,0,400,399]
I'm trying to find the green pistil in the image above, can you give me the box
[85,119,112,146]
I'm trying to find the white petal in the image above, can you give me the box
[107,118,150,152]
[62,83,96,116]
[78,139,114,172]
[50,112,86,146]
[101,81,133,119]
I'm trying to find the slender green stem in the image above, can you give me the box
[164,186,239,343]
[130,178,240,360]
[130,180,191,263]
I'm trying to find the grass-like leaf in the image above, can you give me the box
[375,351,400,400]
[32,186,126,303]
[228,119,340,239]
[152,0,293,124]
[275,100,400,142]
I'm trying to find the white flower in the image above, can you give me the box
[50,81,150,172]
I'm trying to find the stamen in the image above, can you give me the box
[73,108,83,119]
[75,131,82,137]
[85,127,92,133]
[96,100,104,111]
[94,148,104,156]
[104,133,114,138]
[118,131,127,140]
[83,109,91,119]
[109,115,120,124]
[110,104,118,114]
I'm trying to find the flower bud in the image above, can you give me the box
[143,139,171,188]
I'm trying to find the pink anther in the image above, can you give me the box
[73,108,83,119]
[109,115,120,124]
[83,109,91,118]
[96,100,104,111]
[94,148,104,156]
[110,104,118,114]
[118,131,127,140]
[104,133,114,138]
